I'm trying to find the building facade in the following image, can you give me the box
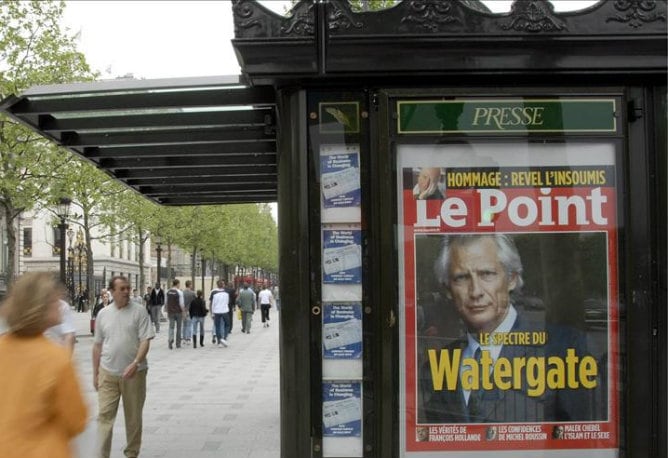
[17,208,151,302]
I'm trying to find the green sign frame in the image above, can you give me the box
[397,99,617,134]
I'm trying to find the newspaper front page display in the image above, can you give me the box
[398,143,619,457]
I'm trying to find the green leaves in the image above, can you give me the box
[0,0,94,97]
[154,204,278,272]
[348,0,398,12]
[1,0,95,282]
[1,1,278,285]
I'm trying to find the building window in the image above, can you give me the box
[119,236,124,259]
[23,228,32,257]
[52,227,62,256]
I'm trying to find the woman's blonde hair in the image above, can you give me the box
[1,272,64,336]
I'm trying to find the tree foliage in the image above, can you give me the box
[56,160,128,301]
[165,203,279,283]
[288,0,398,12]
[109,189,160,293]
[0,0,94,282]
[0,1,279,288]
[348,0,398,12]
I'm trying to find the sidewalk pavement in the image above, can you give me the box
[71,308,280,458]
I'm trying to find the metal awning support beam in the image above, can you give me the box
[0,75,279,206]
[125,175,276,186]
[60,126,273,148]
[158,195,277,205]
[113,165,277,179]
[17,75,247,96]
[100,153,277,170]
[84,141,276,159]
[39,109,273,132]
[9,87,275,115]
[143,185,277,197]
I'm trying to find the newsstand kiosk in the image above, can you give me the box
[231,1,667,457]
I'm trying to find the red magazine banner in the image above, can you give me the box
[403,165,619,453]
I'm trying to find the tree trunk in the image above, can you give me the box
[191,246,197,288]
[209,253,215,290]
[2,203,18,285]
[138,230,147,293]
[167,242,173,283]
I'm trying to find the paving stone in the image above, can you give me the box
[71,310,280,458]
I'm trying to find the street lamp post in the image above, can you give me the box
[77,247,83,297]
[156,242,162,286]
[71,228,86,305]
[84,250,89,301]
[67,228,75,301]
[56,197,71,285]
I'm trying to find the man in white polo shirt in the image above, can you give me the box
[93,275,155,458]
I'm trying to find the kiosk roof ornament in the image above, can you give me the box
[608,0,667,28]
[232,0,666,85]
[501,0,566,32]
[0,0,664,208]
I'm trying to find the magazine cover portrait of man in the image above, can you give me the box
[415,232,608,425]
[397,142,620,455]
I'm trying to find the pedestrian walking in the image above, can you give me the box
[258,286,274,328]
[225,282,237,335]
[91,290,110,335]
[77,289,87,312]
[149,282,164,333]
[165,279,184,349]
[0,272,87,458]
[209,279,230,347]
[238,282,256,334]
[189,290,208,348]
[93,275,155,458]
[182,280,196,345]
[143,286,152,315]
[131,288,143,305]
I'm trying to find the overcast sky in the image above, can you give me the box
[62,1,600,80]
[59,0,598,217]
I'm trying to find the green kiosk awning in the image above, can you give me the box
[0,75,277,206]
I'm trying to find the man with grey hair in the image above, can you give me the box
[433,234,523,335]
[421,233,595,424]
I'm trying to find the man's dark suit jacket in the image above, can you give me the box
[420,313,600,423]
[150,288,164,306]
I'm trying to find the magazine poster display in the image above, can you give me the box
[323,381,364,456]
[322,226,363,303]
[321,225,364,456]
[321,144,362,223]
[319,140,364,456]
[397,142,619,458]
[323,302,363,379]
